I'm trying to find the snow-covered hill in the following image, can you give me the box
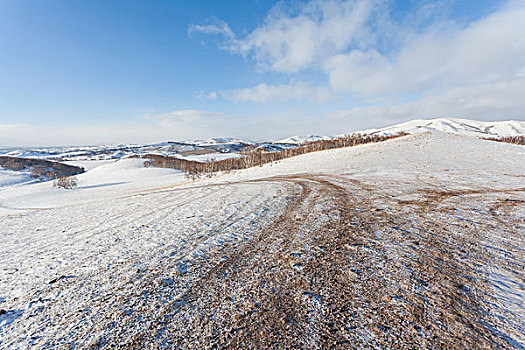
[1,118,523,192]
[358,118,525,138]
[1,119,522,163]
[273,118,524,145]
[0,158,186,214]
[0,132,523,348]
[0,140,256,162]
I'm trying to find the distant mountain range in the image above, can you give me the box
[0,118,523,162]
[274,135,331,144]
[0,140,255,162]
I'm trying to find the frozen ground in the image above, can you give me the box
[0,169,33,189]
[0,132,524,349]
[62,160,116,172]
[0,159,186,215]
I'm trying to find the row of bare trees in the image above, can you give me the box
[483,135,525,145]
[0,156,85,179]
[139,132,408,179]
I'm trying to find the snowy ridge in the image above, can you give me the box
[267,118,524,145]
[187,137,256,146]
[357,118,525,138]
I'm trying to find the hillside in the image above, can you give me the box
[0,132,523,348]
[0,140,256,162]
[358,118,525,138]
[2,119,522,164]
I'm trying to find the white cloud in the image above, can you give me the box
[0,110,238,147]
[0,109,326,146]
[142,109,326,140]
[190,0,379,74]
[223,82,334,103]
[326,77,525,130]
[0,123,164,147]
[325,3,525,96]
[193,90,219,100]
[188,20,235,40]
[193,0,525,103]
[234,0,379,73]
[144,109,228,127]
[3,75,523,148]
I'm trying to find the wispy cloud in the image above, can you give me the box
[233,0,379,73]
[188,20,236,40]
[191,0,525,105]
[145,109,229,127]
[0,108,336,146]
[189,0,380,74]
[222,82,334,103]
[0,123,164,147]
[324,3,525,96]
[0,111,238,146]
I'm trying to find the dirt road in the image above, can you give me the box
[149,175,524,349]
[1,174,524,349]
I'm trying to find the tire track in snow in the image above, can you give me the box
[1,173,523,349]
[0,179,288,348]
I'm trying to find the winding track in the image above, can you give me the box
[1,173,524,349]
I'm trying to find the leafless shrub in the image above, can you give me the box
[53,176,78,189]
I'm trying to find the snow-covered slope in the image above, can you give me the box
[277,119,524,145]
[0,132,524,347]
[359,118,525,138]
[272,118,525,145]
[1,118,523,194]
[2,119,521,163]
[0,169,33,189]
[0,158,186,214]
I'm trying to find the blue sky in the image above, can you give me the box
[1,0,524,146]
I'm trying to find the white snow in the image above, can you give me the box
[0,169,34,189]
[276,118,524,145]
[63,160,116,171]
[0,131,523,347]
[1,132,523,218]
[357,118,525,138]
[0,158,186,215]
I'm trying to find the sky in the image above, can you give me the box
[1,0,524,146]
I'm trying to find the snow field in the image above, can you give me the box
[0,132,523,347]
